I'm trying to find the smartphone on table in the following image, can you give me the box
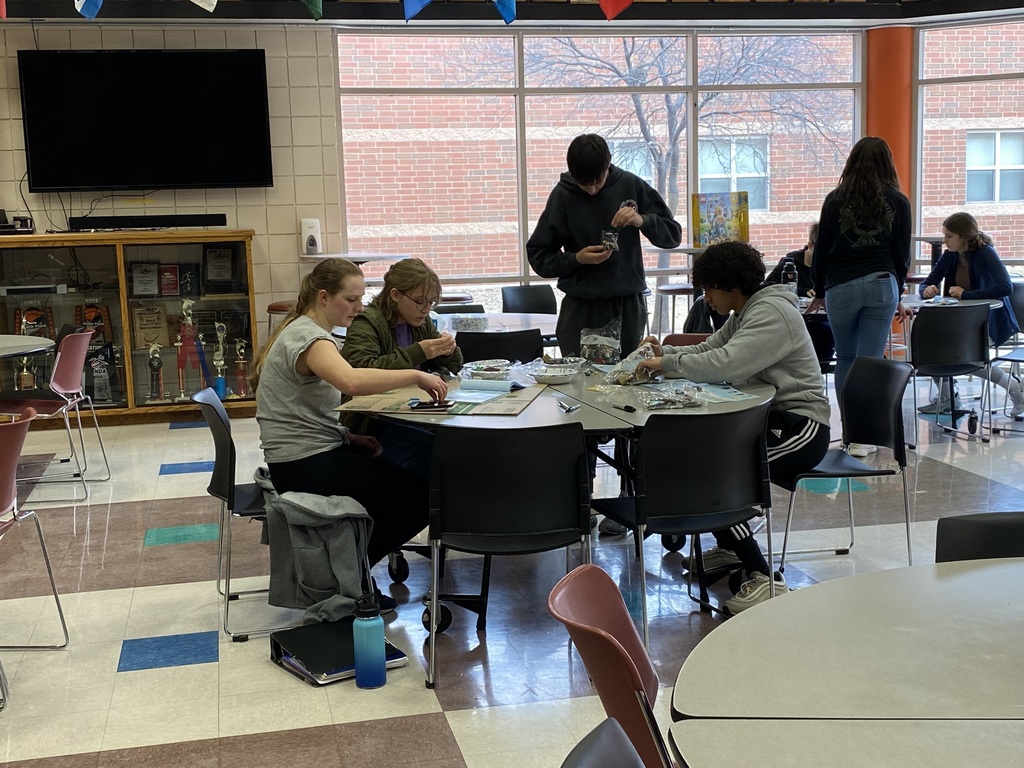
[409,399,455,410]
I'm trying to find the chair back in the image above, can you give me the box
[661,333,710,347]
[935,512,1024,562]
[429,423,590,554]
[548,564,670,768]
[190,388,237,508]
[560,718,645,768]
[1010,281,1024,334]
[910,303,990,371]
[456,329,544,363]
[435,303,485,315]
[839,357,913,465]
[49,331,95,396]
[635,403,771,531]
[501,285,557,315]
[0,408,37,516]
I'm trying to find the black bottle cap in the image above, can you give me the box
[354,593,381,619]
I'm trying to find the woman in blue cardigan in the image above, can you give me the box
[919,212,1022,417]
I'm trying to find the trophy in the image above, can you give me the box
[15,356,35,390]
[175,298,207,401]
[233,339,249,398]
[147,343,164,402]
[213,321,228,400]
[174,331,186,401]
[91,356,111,403]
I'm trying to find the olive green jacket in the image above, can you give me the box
[339,304,463,431]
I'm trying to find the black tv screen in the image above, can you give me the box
[18,49,274,193]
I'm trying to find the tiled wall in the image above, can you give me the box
[0,23,341,318]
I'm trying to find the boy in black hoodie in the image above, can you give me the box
[527,134,682,358]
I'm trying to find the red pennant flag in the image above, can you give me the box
[598,0,632,20]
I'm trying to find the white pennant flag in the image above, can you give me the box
[189,0,217,11]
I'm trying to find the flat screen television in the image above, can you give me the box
[18,49,274,193]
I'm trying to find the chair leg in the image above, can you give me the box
[220,512,281,642]
[0,511,69,650]
[684,538,723,616]
[476,554,493,632]
[779,482,855,573]
[764,508,775,598]
[79,396,112,481]
[636,523,649,649]
[902,470,913,566]
[0,657,9,711]
[425,538,441,689]
[215,501,227,597]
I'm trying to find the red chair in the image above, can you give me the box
[0,407,70,711]
[548,565,673,768]
[0,331,111,499]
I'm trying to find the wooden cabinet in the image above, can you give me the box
[0,229,256,419]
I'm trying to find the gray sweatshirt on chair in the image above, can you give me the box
[659,285,831,426]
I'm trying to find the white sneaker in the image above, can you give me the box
[723,572,788,615]
[682,546,741,574]
[1008,381,1024,419]
[847,443,877,458]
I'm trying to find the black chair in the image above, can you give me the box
[910,303,991,442]
[424,422,591,688]
[435,303,485,314]
[501,284,559,347]
[776,357,914,572]
[935,512,1024,562]
[590,402,774,643]
[989,281,1024,431]
[456,328,544,364]
[191,388,293,642]
[560,718,645,768]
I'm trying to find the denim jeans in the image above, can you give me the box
[824,271,899,398]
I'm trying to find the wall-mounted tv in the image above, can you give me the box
[18,49,274,193]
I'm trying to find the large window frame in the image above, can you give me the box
[336,30,863,285]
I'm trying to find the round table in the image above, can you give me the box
[442,312,557,337]
[0,335,55,358]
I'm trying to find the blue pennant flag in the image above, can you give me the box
[492,0,515,24]
[74,0,103,19]
[403,0,432,21]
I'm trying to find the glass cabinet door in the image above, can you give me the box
[123,241,253,406]
[0,244,127,407]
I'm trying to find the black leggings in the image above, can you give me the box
[268,445,428,568]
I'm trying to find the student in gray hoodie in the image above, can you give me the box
[638,240,831,614]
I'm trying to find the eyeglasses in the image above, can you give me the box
[398,289,439,311]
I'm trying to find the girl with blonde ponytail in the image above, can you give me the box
[254,258,448,613]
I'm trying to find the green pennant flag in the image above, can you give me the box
[301,0,322,20]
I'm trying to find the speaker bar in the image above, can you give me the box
[68,213,227,231]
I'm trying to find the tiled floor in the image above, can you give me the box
[1,377,1022,767]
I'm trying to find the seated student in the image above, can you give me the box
[252,258,448,613]
[636,240,831,614]
[918,211,1023,417]
[341,258,463,476]
[763,223,835,366]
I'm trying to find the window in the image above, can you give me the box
[966,131,1024,203]
[698,137,769,210]
[608,139,654,185]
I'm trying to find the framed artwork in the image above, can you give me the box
[204,245,234,283]
[179,263,201,298]
[75,303,113,347]
[131,262,160,298]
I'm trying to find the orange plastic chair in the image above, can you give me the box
[548,564,673,768]
[0,407,70,711]
[661,333,711,347]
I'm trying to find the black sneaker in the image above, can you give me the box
[376,591,397,616]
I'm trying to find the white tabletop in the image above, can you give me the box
[449,312,557,336]
[901,295,1002,311]
[0,335,55,358]
[672,558,1024,720]
[300,252,408,265]
[670,719,1024,768]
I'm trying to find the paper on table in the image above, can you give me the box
[450,389,507,404]
[460,379,514,392]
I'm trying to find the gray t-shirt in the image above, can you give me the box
[256,315,350,464]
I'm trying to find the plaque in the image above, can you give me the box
[204,246,234,283]
[179,263,201,298]
[131,305,170,350]
[13,305,56,339]
[131,262,160,297]
[159,265,180,297]
[75,304,113,348]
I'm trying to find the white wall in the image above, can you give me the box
[0,22,342,320]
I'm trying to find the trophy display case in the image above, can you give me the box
[0,241,127,407]
[0,229,255,418]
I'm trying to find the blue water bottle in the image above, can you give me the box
[353,594,386,689]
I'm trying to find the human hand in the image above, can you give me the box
[922,284,939,299]
[806,289,816,298]
[640,335,663,356]
[576,245,613,265]
[610,207,643,229]
[417,371,448,401]
[347,433,383,458]
[896,302,913,321]
[804,298,825,315]
[636,356,664,373]
[948,286,965,299]
[420,332,456,359]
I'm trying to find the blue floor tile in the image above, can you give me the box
[144,523,219,547]
[801,478,870,494]
[117,631,219,672]
[159,461,215,475]
[169,421,207,430]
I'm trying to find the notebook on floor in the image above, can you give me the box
[269,617,408,687]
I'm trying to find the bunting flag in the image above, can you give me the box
[74,0,103,19]
[0,0,6,21]
[301,0,322,21]
[598,0,632,21]
[492,0,515,24]
[403,0,432,21]
[189,0,217,11]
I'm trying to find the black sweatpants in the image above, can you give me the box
[556,292,647,359]
[268,444,428,568]
[712,411,830,578]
